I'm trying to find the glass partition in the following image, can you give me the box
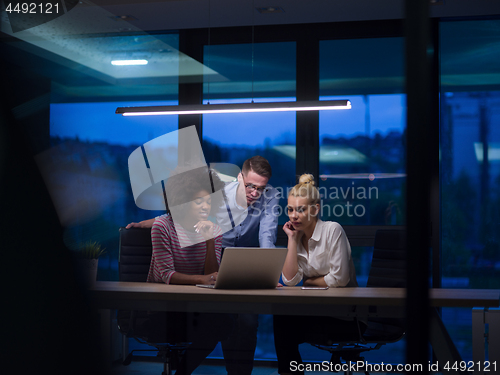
[317,37,406,365]
[440,18,500,361]
[201,41,296,361]
[48,100,178,281]
[40,31,181,282]
[202,42,297,226]
[319,38,406,227]
[37,28,190,356]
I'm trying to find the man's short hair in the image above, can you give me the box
[242,155,272,179]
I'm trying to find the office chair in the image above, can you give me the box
[308,229,407,375]
[117,226,190,375]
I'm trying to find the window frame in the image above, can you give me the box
[178,21,410,248]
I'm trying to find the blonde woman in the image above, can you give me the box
[273,174,366,374]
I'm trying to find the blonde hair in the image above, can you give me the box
[288,174,321,205]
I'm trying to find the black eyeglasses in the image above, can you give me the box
[242,175,267,193]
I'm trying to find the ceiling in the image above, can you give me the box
[1,0,500,101]
[3,0,500,37]
[42,0,500,32]
[69,0,500,32]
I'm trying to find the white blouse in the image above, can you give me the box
[282,219,358,288]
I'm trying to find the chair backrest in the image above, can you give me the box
[117,227,154,336]
[364,229,407,340]
[366,229,407,288]
[119,227,153,282]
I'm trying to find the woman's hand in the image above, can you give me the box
[194,220,215,241]
[283,221,300,242]
[200,272,218,285]
[303,276,328,287]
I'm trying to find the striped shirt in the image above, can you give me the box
[147,215,223,284]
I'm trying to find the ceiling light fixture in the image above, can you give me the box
[320,173,406,180]
[116,100,351,116]
[256,6,285,13]
[110,15,138,21]
[111,59,148,66]
[114,1,349,117]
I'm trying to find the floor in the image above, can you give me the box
[111,361,279,375]
[110,359,409,375]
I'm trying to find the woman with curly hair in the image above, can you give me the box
[145,165,233,375]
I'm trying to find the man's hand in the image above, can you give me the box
[125,218,155,229]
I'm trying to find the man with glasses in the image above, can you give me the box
[219,155,280,250]
[126,155,280,374]
[215,155,280,375]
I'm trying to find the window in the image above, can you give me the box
[200,40,296,360]
[41,31,181,282]
[440,19,500,360]
[48,101,178,281]
[318,37,406,364]
[202,42,297,226]
[319,38,406,226]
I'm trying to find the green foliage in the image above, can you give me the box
[75,241,106,259]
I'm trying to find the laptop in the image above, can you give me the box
[196,247,287,289]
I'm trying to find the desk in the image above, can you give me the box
[89,282,499,373]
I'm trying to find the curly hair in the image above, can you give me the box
[164,165,225,217]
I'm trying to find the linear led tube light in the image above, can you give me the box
[116,100,351,116]
[320,173,407,180]
[111,59,148,66]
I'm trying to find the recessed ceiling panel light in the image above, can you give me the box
[77,0,94,6]
[110,15,138,21]
[111,59,148,66]
[256,6,285,14]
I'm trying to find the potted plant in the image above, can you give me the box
[74,241,106,287]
